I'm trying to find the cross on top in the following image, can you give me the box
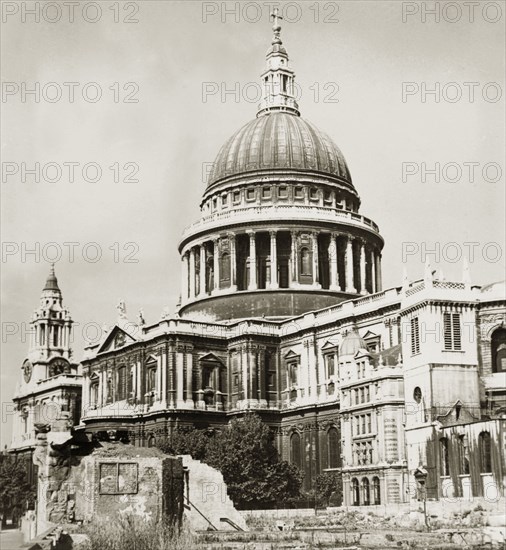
[271,7,283,27]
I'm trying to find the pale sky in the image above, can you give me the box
[1,0,505,446]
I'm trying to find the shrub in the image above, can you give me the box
[81,515,194,550]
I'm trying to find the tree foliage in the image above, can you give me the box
[316,471,342,507]
[158,427,212,461]
[0,454,35,521]
[159,414,302,509]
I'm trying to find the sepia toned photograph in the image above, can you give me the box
[1,1,505,548]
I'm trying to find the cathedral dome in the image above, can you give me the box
[339,331,369,357]
[207,112,353,190]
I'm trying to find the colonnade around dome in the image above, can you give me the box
[180,229,382,308]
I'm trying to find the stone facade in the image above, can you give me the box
[9,16,506,514]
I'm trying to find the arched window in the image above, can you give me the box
[491,328,506,373]
[479,432,492,473]
[362,477,370,505]
[147,435,156,448]
[459,435,470,475]
[413,386,422,404]
[328,427,340,469]
[351,478,360,506]
[290,432,302,469]
[440,437,450,476]
[372,477,381,505]
[300,247,311,275]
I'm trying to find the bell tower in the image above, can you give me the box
[11,266,81,454]
[28,264,73,371]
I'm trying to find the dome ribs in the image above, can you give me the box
[206,113,354,190]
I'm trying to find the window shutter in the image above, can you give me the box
[452,313,461,350]
[411,317,420,355]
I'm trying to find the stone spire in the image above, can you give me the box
[257,7,300,117]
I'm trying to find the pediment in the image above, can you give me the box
[284,349,300,359]
[97,326,137,354]
[354,349,371,359]
[363,330,379,339]
[199,352,223,365]
[321,340,338,351]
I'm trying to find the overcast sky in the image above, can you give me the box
[1,0,505,446]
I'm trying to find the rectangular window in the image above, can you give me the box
[246,189,255,201]
[294,186,304,199]
[323,190,332,203]
[99,462,138,494]
[411,317,420,355]
[309,187,318,200]
[221,194,228,206]
[325,354,335,378]
[233,191,241,204]
[443,312,462,351]
[288,362,299,386]
[262,186,271,199]
[278,186,288,199]
[147,367,156,392]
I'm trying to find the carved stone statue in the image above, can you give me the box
[116,299,127,319]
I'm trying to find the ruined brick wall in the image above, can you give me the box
[33,434,183,536]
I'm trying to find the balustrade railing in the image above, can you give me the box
[182,204,380,237]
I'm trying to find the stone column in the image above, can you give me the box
[186,347,193,407]
[329,233,339,291]
[248,231,257,290]
[229,233,237,290]
[189,248,196,299]
[199,244,207,296]
[176,347,185,408]
[250,347,258,402]
[290,231,298,286]
[213,238,220,292]
[269,230,279,289]
[160,352,167,407]
[376,253,382,291]
[345,236,356,293]
[311,232,320,287]
[360,241,367,295]
[168,344,176,407]
[371,249,376,293]
[242,347,248,401]
[157,356,163,402]
[136,359,143,403]
[181,253,189,303]
[100,369,106,406]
